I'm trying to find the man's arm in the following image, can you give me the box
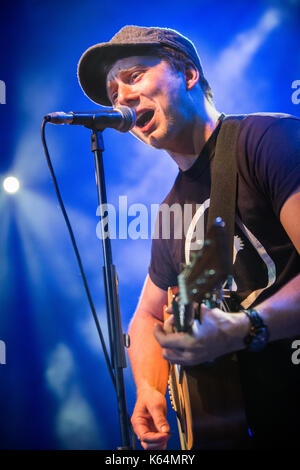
[280,190,300,253]
[248,189,300,342]
[259,189,300,342]
[154,191,300,365]
[128,275,171,449]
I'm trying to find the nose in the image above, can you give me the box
[117,83,139,107]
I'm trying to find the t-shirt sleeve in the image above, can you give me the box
[148,218,179,291]
[148,237,179,291]
[253,117,300,217]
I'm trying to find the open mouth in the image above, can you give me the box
[136,110,155,129]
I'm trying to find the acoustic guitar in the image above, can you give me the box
[164,218,250,450]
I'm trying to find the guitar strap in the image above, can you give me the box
[206,114,246,274]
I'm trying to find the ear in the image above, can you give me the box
[185,62,200,91]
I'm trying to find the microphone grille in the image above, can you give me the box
[115,106,136,132]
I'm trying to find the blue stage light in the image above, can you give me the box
[3,176,20,194]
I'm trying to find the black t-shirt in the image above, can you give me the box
[148,113,300,444]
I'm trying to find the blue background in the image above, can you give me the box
[0,0,299,450]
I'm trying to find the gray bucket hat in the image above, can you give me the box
[77,25,204,106]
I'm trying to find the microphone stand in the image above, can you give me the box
[90,129,132,450]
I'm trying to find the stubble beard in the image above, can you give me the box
[147,114,179,151]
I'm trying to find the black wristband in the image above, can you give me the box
[243,309,269,352]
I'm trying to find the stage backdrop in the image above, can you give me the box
[0,0,299,450]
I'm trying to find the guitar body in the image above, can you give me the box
[165,287,250,450]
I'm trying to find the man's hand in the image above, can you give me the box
[154,304,249,366]
[131,386,171,450]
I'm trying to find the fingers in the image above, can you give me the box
[163,314,175,334]
[162,347,200,365]
[165,305,173,314]
[154,323,190,349]
[148,400,170,435]
[135,425,170,449]
[131,391,171,450]
[154,323,203,365]
[140,432,169,450]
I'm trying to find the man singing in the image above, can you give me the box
[78,26,300,450]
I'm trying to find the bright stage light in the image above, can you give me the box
[3,176,20,194]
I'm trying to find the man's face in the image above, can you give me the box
[106,55,195,152]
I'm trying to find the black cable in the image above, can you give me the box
[41,119,136,449]
[41,118,136,450]
[41,118,116,388]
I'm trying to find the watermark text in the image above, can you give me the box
[291,80,300,104]
[96,196,203,249]
[0,80,6,104]
[291,339,300,365]
[0,340,6,364]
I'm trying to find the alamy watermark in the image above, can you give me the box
[291,339,300,365]
[96,196,203,249]
[0,80,6,104]
[291,80,300,105]
[0,340,6,365]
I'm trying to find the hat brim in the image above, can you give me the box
[77,42,161,107]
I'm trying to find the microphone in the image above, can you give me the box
[45,106,136,132]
